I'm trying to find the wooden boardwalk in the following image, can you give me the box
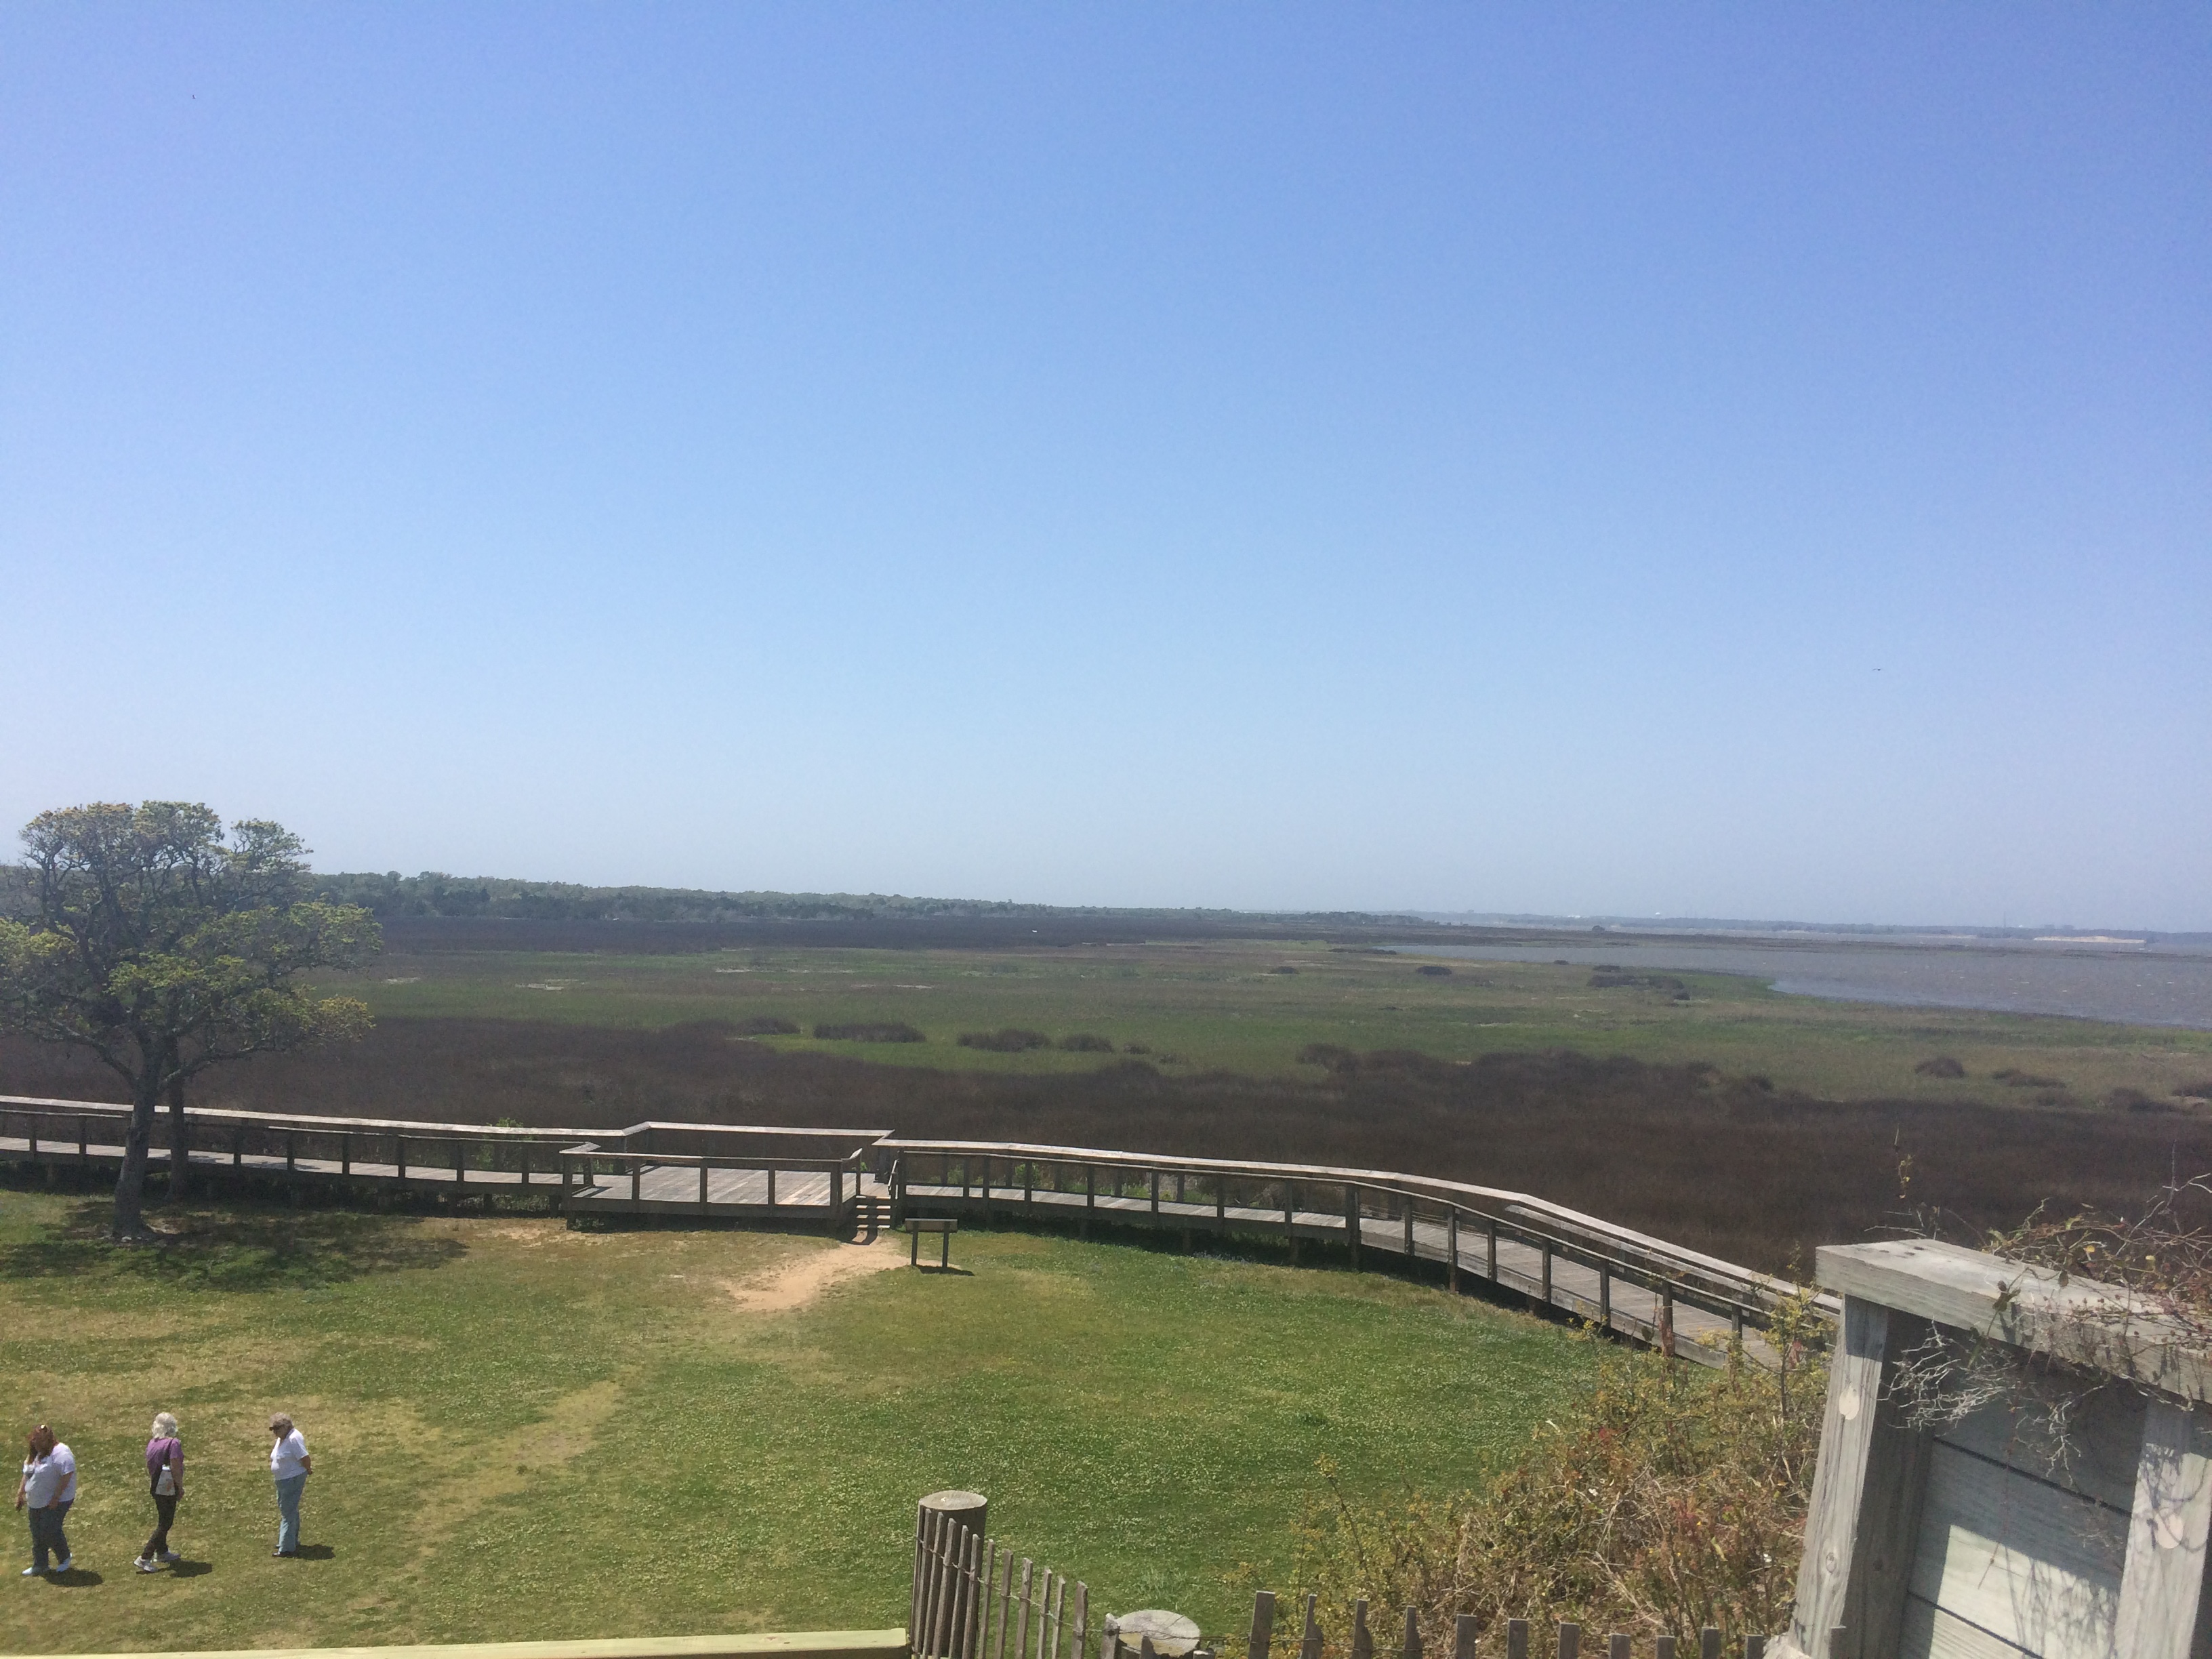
[1,1095,1820,1362]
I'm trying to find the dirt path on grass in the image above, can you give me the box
[721,1235,905,1313]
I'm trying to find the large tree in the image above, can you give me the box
[0,802,380,1240]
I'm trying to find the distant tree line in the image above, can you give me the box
[306,871,1412,929]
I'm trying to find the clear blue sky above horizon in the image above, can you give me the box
[4,5,2207,928]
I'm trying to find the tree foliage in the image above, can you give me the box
[0,802,380,1238]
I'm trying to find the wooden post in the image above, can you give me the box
[1346,1185,1362,1271]
[78,1116,88,1161]
[286,1130,296,1173]
[340,1132,351,1177]
[630,1162,640,1202]
[1216,1177,1227,1223]
[1784,1296,1925,1659]
[1698,1631,1720,1659]
[396,1136,407,1183]
[981,1157,991,1226]
[1451,1620,1475,1659]
[1351,1598,1372,1659]
[1448,1210,1461,1292]
[1069,1580,1088,1659]
[2114,1397,2212,1658]
[1401,1606,1421,1659]
[233,1124,245,1169]
[1404,1201,1415,1261]
[1607,1639,1627,1659]
[1175,1170,1187,1204]
[1084,1164,1094,1238]
[1656,1637,1675,1659]
[1598,1265,1611,1331]
[699,1162,710,1207]
[1540,1243,1552,1305]
[1505,1621,1528,1659]
[1487,1216,1498,1280]
[1247,1591,1276,1659]
[1555,1625,1578,1659]
[1744,1643,1764,1659]
[1150,1168,1160,1214]
[1014,1557,1033,1659]
[1024,1162,1035,1210]
[832,1164,844,1225]
[766,1166,777,1206]
[1300,1595,1322,1659]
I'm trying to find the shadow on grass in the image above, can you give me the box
[1,1201,466,1291]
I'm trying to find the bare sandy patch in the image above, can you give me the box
[721,1236,905,1313]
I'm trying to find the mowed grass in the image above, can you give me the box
[0,1189,1596,1654]
[318,939,2212,1107]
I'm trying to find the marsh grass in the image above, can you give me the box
[0,1191,1593,1654]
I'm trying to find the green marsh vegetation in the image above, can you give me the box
[4,935,2207,1273]
[0,1186,1594,1653]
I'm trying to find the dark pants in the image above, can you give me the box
[28,1502,70,1571]
[143,1493,178,1559]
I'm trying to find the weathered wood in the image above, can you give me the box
[1300,1595,1322,1659]
[1820,1238,2212,1404]
[1655,1639,1674,1659]
[1607,1639,1626,1659]
[1248,1591,1276,1659]
[1697,1632,1718,1659]
[1449,1210,1461,1292]
[1451,1617,1475,1659]
[9,1634,912,1659]
[1068,1582,1087,1659]
[1555,1626,1578,1659]
[1015,1559,1033,1659]
[1505,1623,1528,1659]
[1350,1602,1372,1659]
[1788,1298,1932,1659]
[1346,1187,1363,1271]
[1400,1607,1421,1659]
[2113,1397,2212,1659]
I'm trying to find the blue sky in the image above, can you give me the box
[3,5,2207,926]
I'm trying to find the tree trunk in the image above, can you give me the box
[167,1076,192,1200]
[112,1072,159,1242]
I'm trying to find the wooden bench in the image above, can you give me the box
[907,1216,956,1269]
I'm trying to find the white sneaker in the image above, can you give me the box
[52,1557,71,1574]
[136,1557,157,1573]
[20,1566,39,1576]
[159,1550,180,1563]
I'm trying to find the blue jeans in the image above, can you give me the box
[28,1502,70,1571]
[274,1475,306,1554]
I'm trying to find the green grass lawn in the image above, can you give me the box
[319,939,2212,1107]
[0,1189,1596,1654]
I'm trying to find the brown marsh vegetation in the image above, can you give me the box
[7,1017,2208,1275]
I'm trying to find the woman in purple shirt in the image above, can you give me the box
[136,1412,184,1572]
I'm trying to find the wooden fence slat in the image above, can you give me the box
[1607,1638,1626,1659]
[1452,1617,1476,1659]
[1506,1621,1528,1659]
[1351,1598,1372,1659]
[1555,1624,1578,1659]
[1043,1571,1063,1659]
[1015,1557,1033,1659]
[980,1542,1001,1659]
[1069,1581,1087,1659]
[1697,1631,1719,1659]
[1248,1591,1276,1659]
[1655,1639,1675,1659]
[1400,1606,1421,1659]
[1300,1594,1322,1659]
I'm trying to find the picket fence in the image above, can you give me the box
[907,1501,1769,1659]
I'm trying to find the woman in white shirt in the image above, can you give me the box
[268,1414,312,1558]
[14,1425,76,1576]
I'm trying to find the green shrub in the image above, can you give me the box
[1261,1293,1828,1647]
[956,1028,1051,1052]
[1913,1056,1965,1078]
[731,1015,800,1036]
[811,1021,925,1043]
[1058,1033,1115,1052]
[1415,964,1452,977]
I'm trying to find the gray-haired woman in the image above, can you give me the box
[268,1414,310,1557]
[135,1412,184,1572]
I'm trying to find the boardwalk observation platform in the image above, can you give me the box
[1,1096,1823,1364]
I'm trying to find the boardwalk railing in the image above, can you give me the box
[881,1140,1830,1357]
[911,1503,1089,1659]
[2,1094,1829,1355]
[0,1095,886,1225]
